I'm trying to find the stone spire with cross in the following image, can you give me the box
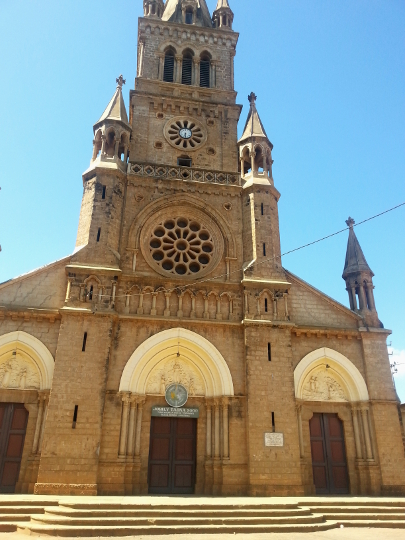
[342,217,381,326]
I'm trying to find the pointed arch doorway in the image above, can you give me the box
[119,328,234,495]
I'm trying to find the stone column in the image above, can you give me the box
[111,281,117,307]
[351,286,358,310]
[119,394,130,457]
[360,405,374,461]
[101,135,106,156]
[175,55,183,84]
[283,293,289,320]
[32,393,45,454]
[177,293,184,318]
[138,40,145,77]
[190,295,196,318]
[206,401,212,459]
[214,400,220,459]
[358,284,367,310]
[65,278,73,303]
[222,398,229,460]
[366,283,376,310]
[216,297,222,320]
[203,296,209,319]
[132,249,139,272]
[114,139,120,159]
[151,293,157,316]
[243,292,248,317]
[250,151,255,174]
[158,53,164,80]
[351,405,363,460]
[135,398,145,457]
[127,397,137,457]
[193,58,200,86]
[164,292,171,317]
[256,296,261,318]
[240,157,245,179]
[137,292,144,315]
[273,298,278,319]
[38,393,49,453]
[125,294,130,314]
[296,403,304,459]
[347,288,355,310]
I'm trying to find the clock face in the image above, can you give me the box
[179,128,192,140]
[165,383,188,408]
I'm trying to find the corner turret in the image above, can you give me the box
[162,0,213,27]
[89,75,132,174]
[213,0,234,30]
[143,0,164,18]
[238,92,274,188]
[343,217,381,327]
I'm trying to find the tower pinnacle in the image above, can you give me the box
[342,217,380,326]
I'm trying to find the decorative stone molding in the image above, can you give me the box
[119,328,234,397]
[294,347,369,402]
[128,162,241,186]
[146,358,205,396]
[0,332,54,390]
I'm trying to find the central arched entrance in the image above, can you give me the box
[119,328,234,495]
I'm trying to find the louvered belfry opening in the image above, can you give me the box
[182,54,193,85]
[200,59,210,88]
[163,52,175,83]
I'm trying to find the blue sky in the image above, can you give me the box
[0,0,404,399]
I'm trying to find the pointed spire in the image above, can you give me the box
[215,0,231,8]
[162,0,213,27]
[238,93,272,147]
[94,75,130,131]
[342,217,373,279]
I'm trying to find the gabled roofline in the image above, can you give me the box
[285,269,362,321]
[0,255,72,292]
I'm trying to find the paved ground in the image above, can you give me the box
[2,530,405,540]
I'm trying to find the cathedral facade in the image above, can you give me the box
[0,0,404,497]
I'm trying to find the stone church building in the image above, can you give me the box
[0,0,404,497]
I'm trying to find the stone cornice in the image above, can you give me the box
[0,306,61,323]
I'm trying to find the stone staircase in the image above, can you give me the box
[0,496,403,536]
[301,499,405,529]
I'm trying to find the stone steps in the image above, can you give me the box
[308,505,405,513]
[44,506,313,518]
[19,522,338,536]
[30,514,325,527]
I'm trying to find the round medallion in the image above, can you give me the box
[165,383,188,408]
[179,128,192,140]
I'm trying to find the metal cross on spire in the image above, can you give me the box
[116,75,126,89]
[248,92,257,104]
[346,217,355,229]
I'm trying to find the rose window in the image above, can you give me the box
[164,116,207,151]
[149,217,215,276]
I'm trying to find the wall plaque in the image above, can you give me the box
[264,432,284,447]
[152,406,199,419]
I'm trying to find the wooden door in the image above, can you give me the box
[309,413,349,495]
[0,404,29,493]
[148,417,196,494]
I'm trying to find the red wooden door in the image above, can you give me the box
[148,417,196,494]
[309,413,349,495]
[0,404,29,493]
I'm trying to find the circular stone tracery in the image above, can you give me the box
[149,217,215,276]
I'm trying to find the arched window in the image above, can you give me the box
[200,54,211,88]
[185,8,193,25]
[182,51,193,85]
[163,50,175,83]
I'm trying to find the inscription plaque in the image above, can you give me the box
[152,406,199,419]
[264,432,284,447]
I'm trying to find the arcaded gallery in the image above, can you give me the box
[0,0,404,498]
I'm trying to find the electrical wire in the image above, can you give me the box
[98,201,405,299]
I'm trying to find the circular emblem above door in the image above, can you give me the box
[164,116,207,151]
[165,383,188,408]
